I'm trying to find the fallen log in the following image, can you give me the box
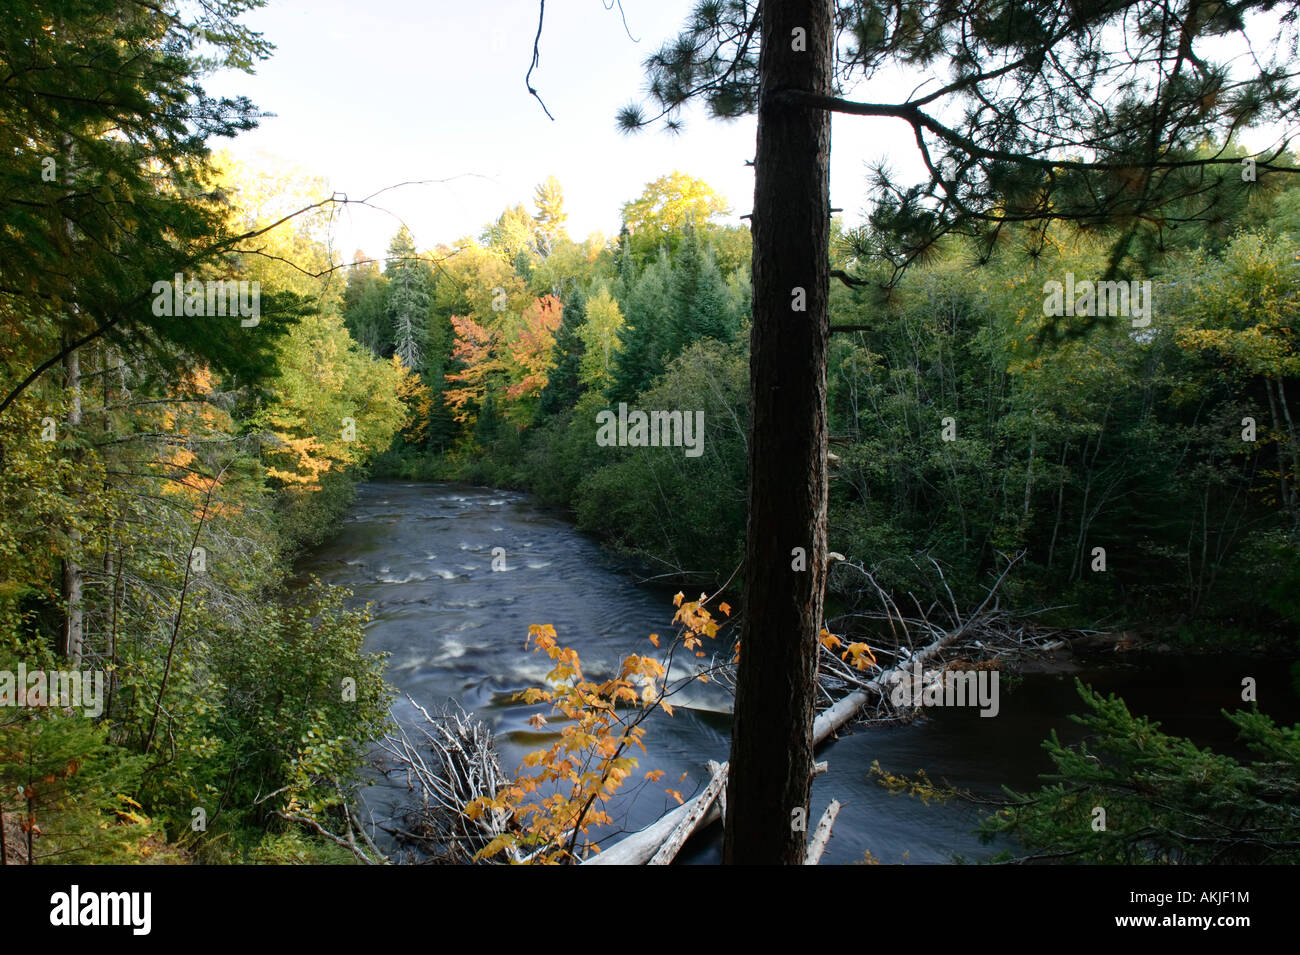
[584,627,965,865]
[648,760,728,865]
[586,791,720,865]
[805,799,842,865]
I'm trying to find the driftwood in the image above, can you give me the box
[374,553,1061,865]
[586,554,1034,866]
[376,697,517,863]
[585,625,966,865]
[805,800,842,865]
[587,778,723,865]
[648,760,728,865]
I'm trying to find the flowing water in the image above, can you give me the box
[295,481,1300,864]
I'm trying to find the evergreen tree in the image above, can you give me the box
[0,0,291,419]
[0,707,155,864]
[611,248,674,401]
[668,226,736,351]
[986,681,1300,864]
[342,252,389,355]
[538,288,588,418]
[614,228,638,302]
[384,226,432,371]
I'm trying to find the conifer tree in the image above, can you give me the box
[384,227,432,372]
[538,289,588,416]
[611,248,675,401]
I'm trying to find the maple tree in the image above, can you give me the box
[446,294,565,429]
[444,313,504,424]
[391,354,435,445]
[467,592,732,864]
[503,294,564,423]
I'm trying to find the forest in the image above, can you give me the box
[361,165,1300,642]
[2,0,1299,871]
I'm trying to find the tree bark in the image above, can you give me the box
[62,345,84,666]
[60,134,84,667]
[724,0,833,865]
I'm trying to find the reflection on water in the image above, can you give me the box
[295,481,1300,865]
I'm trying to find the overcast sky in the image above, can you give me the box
[205,0,928,259]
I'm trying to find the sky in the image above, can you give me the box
[204,0,927,259]
[204,1,1291,262]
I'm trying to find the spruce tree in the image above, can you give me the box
[342,253,389,355]
[612,248,675,402]
[538,289,588,417]
[669,225,736,350]
[384,227,432,371]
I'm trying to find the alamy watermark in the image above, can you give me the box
[151,273,260,327]
[0,664,105,718]
[50,885,151,935]
[887,661,1000,717]
[1043,272,1152,327]
[595,402,704,458]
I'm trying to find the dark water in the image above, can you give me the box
[295,481,1300,864]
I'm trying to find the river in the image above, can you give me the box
[294,481,1300,864]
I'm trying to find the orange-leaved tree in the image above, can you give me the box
[443,313,502,424]
[502,294,562,424]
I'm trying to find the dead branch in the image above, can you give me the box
[805,800,842,865]
[375,698,518,864]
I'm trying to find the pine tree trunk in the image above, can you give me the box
[723,0,833,865]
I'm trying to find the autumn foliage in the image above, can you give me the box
[445,294,563,428]
[465,592,731,863]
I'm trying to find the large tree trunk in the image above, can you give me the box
[723,0,833,865]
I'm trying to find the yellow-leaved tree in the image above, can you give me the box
[577,287,625,394]
[254,313,407,488]
[466,592,734,864]
[390,354,434,445]
[1169,231,1300,517]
